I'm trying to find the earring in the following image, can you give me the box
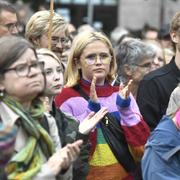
[0,90,4,97]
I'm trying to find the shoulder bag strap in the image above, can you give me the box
[72,85,137,173]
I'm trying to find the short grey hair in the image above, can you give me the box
[115,39,156,82]
[166,84,180,118]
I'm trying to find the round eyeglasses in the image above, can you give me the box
[131,62,152,69]
[83,53,112,65]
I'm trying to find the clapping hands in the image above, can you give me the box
[79,107,108,134]
[47,140,83,175]
[118,79,133,99]
[90,75,98,102]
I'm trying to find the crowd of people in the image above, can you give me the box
[0,0,180,180]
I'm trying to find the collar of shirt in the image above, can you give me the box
[0,102,19,126]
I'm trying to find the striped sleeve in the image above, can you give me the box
[0,123,17,167]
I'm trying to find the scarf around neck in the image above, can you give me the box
[1,95,55,180]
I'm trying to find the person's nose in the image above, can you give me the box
[95,55,102,64]
[53,71,61,81]
[56,41,63,49]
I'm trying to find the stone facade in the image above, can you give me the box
[118,0,180,30]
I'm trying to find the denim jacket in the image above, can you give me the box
[142,115,180,180]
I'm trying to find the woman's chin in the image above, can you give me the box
[51,89,62,96]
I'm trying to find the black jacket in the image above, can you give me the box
[137,57,180,131]
[50,102,90,180]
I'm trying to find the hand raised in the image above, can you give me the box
[79,107,108,134]
[119,79,133,99]
[90,75,98,102]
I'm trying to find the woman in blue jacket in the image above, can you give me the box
[142,84,180,180]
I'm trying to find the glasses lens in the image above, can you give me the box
[85,54,96,65]
[16,64,29,77]
[100,53,111,64]
[31,61,44,72]
[16,62,44,77]
[85,53,111,65]
[8,23,20,32]
[51,36,69,46]
[141,62,152,68]
[61,38,69,45]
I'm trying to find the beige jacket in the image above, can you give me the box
[0,102,72,180]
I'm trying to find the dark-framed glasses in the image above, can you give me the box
[84,53,112,65]
[3,61,44,77]
[0,22,20,32]
[131,62,152,68]
[51,36,70,46]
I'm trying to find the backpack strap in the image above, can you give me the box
[73,85,89,101]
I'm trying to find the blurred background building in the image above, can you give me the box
[45,0,119,35]
[10,0,180,36]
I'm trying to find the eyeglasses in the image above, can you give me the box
[3,61,44,77]
[0,22,20,32]
[51,36,69,46]
[83,53,112,65]
[157,57,164,62]
[131,62,152,68]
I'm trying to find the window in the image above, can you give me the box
[103,0,117,5]
[60,0,72,3]
[93,0,101,5]
[74,0,87,4]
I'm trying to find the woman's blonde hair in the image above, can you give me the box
[36,48,61,64]
[25,10,68,47]
[166,84,180,118]
[64,31,117,87]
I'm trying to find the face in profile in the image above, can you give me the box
[130,58,153,83]
[79,40,111,85]
[0,48,44,102]
[38,54,64,96]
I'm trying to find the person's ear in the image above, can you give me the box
[124,64,133,78]
[170,31,179,44]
